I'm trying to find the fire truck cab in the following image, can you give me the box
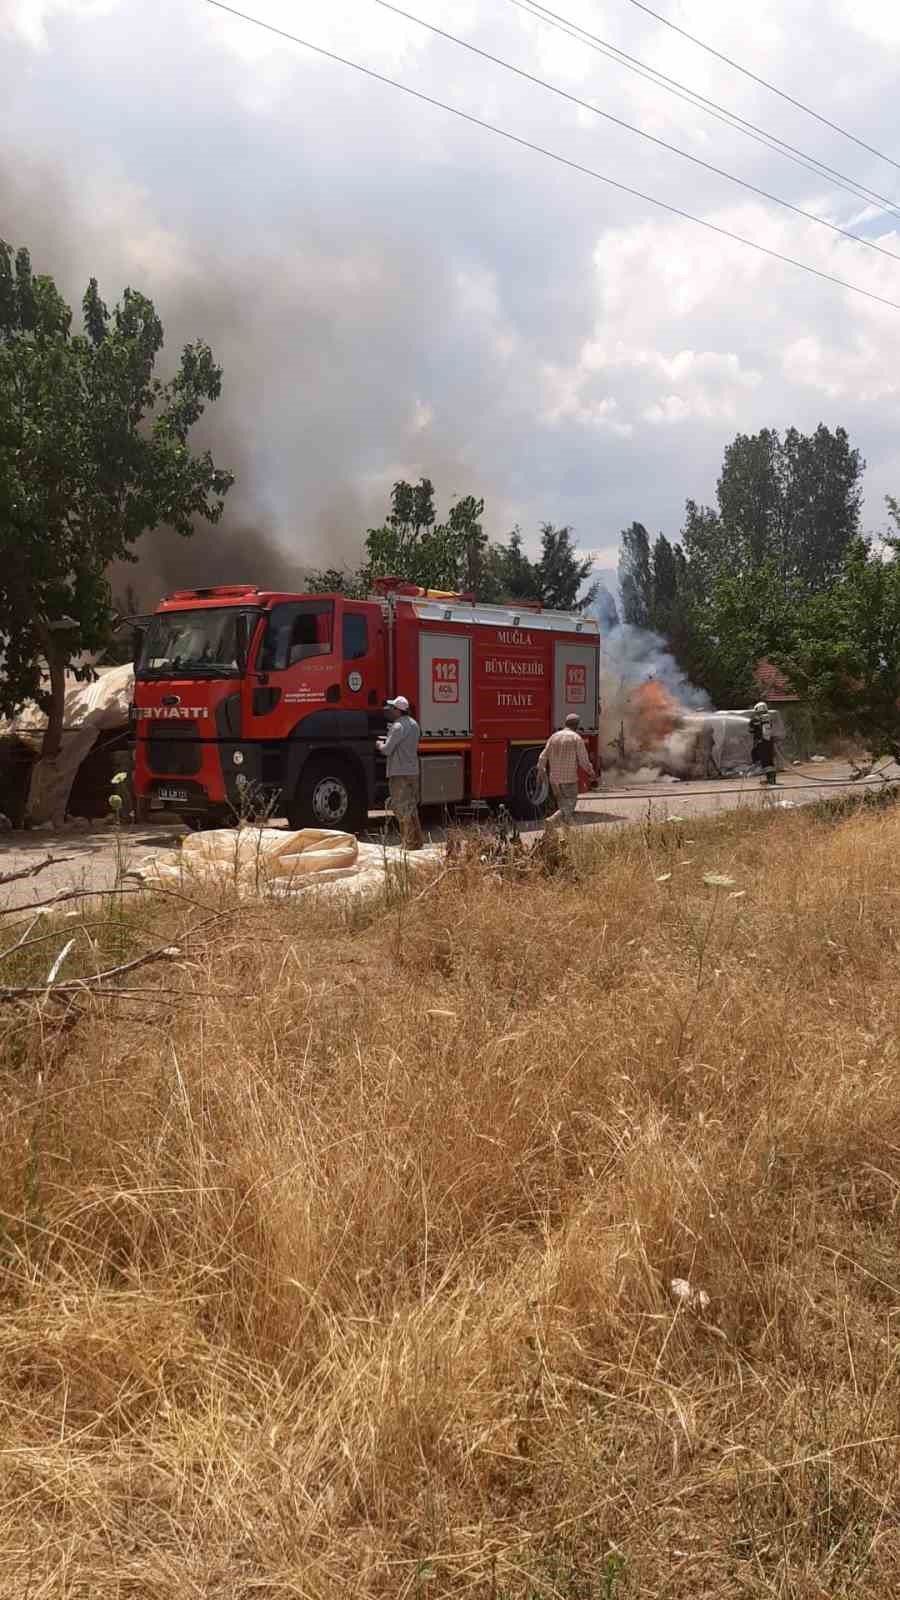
[131,580,600,832]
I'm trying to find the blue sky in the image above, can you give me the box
[4,0,900,597]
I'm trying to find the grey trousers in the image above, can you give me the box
[547,781,579,825]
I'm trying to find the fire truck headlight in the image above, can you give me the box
[233,751,244,766]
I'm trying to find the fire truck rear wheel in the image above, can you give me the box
[291,757,367,834]
[509,748,549,819]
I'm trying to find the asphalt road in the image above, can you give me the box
[0,759,877,916]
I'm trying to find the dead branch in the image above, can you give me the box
[0,919,160,965]
[0,908,241,1003]
[407,863,457,905]
[0,885,147,918]
[0,881,231,919]
[0,853,76,888]
[0,944,182,1000]
[44,987,241,1001]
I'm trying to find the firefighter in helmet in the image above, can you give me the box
[749,700,777,785]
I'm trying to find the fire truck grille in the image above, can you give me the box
[146,721,201,775]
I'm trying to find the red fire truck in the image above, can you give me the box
[131,579,601,831]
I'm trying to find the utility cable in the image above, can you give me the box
[506,0,900,222]
[370,0,900,266]
[621,0,900,176]
[200,1,900,311]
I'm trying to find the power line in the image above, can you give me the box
[371,0,900,267]
[201,0,900,314]
[506,0,900,222]
[622,0,900,176]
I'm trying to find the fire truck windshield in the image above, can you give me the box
[138,608,243,678]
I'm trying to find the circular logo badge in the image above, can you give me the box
[348,670,363,692]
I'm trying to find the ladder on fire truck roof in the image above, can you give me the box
[372,577,599,638]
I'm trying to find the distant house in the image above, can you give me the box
[753,658,801,705]
[754,657,813,755]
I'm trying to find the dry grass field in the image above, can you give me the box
[1,797,900,1598]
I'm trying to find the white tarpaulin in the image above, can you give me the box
[0,664,134,825]
[128,826,440,899]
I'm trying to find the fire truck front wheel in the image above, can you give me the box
[290,756,367,835]
[509,748,550,819]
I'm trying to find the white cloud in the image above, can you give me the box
[782,333,900,405]
[539,363,633,434]
[202,0,428,69]
[837,0,900,46]
[411,399,434,432]
[3,0,117,47]
[455,267,500,320]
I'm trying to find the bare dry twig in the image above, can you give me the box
[0,919,162,966]
[0,908,242,1003]
[0,853,76,888]
[0,882,227,919]
[407,862,456,905]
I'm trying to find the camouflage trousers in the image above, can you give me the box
[389,776,424,851]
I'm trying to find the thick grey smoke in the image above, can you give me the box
[591,584,711,778]
[0,133,507,612]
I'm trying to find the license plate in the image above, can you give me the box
[155,787,189,805]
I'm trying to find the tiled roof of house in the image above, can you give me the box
[754,658,801,702]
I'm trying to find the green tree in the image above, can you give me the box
[618,521,652,627]
[446,494,487,594]
[650,533,680,636]
[715,428,781,574]
[775,509,900,757]
[308,486,498,601]
[482,526,541,603]
[693,562,796,707]
[715,425,863,590]
[667,424,864,705]
[503,527,541,599]
[616,520,707,684]
[678,497,767,697]
[0,241,232,769]
[364,479,483,592]
[536,522,597,610]
[381,476,437,566]
[305,565,369,598]
[782,424,864,588]
[310,494,596,611]
[680,498,726,591]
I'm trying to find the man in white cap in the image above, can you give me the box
[377,696,423,850]
[537,712,597,827]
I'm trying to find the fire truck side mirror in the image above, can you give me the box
[132,627,145,672]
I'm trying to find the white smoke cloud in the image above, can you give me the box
[589,584,711,777]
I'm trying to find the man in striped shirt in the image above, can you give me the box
[538,713,597,827]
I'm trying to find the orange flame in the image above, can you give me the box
[630,680,682,749]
